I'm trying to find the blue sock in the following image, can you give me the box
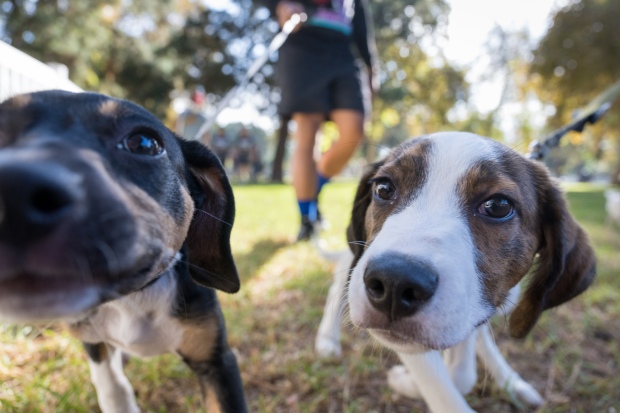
[316,173,330,197]
[298,200,318,221]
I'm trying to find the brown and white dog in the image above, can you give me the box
[0,91,247,413]
[315,132,596,412]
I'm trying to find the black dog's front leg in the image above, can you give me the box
[183,344,248,413]
[83,342,140,413]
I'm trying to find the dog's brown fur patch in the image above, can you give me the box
[363,139,432,242]
[98,100,120,116]
[459,153,541,308]
[0,95,32,146]
[177,316,219,362]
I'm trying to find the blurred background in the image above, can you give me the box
[2,0,619,183]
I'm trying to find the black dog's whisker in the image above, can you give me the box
[179,259,238,288]
[194,208,233,227]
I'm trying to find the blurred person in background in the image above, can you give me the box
[233,127,259,183]
[175,85,210,143]
[260,0,378,241]
[212,127,232,167]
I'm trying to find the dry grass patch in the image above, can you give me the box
[0,182,618,412]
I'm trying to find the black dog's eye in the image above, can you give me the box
[118,133,164,156]
[374,179,396,201]
[478,196,514,219]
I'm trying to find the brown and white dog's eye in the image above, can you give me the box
[117,132,165,156]
[478,196,514,219]
[373,178,396,201]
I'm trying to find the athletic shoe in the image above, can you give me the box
[296,215,317,242]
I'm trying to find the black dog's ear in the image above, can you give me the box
[346,161,383,268]
[509,166,596,338]
[177,138,240,294]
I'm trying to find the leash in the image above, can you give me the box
[527,79,620,160]
[193,12,308,140]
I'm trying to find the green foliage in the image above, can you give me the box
[531,0,620,112]
[368,0,469,147]
[0,0,467,141]
[0,0,235,117]
[530,0,620,179]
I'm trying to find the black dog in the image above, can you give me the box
[0,91,247,413]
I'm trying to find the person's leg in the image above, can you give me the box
[293,112,324,200]
[317,109,365,178]
[292,112,324,240]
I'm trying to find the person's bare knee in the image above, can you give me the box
[319,109,364,177]
[331,110,364,143]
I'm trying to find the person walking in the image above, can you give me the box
[175,86,210,144]
[260,0,378,241]
[212,127,232,166]
[233,127,258,183]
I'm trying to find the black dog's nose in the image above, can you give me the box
[363,253,438,321]
[0,161,82,245]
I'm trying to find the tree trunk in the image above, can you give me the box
[271,115,290,183]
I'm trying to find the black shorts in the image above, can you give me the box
[277,32,366,117]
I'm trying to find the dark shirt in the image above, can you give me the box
[259,0,377,70]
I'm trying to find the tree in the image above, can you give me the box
[368,0,468,143]
[530,0,620,180]
[0,0,235,118]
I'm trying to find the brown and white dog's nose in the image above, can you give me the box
[363,253,438,321]
[0,161,83,245]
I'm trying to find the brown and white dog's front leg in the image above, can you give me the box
[315,250,354,358]
[442,331,478,395]
[84,342,140,413]
[391,351,476,413]
[386,333,477,411]
[475,324,543,408]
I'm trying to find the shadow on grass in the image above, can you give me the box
[233,238,290,283]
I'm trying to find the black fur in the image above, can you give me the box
[0,91,247,412]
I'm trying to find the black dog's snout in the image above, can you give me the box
[0,161,83,245]
[363,253,438,321]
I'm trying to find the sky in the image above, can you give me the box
[202,0,567,132]
[444,0,564,113]
[444,0,560,65]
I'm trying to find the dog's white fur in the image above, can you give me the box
[75,267,187,412]
[316,132,557,412]
[349,136,494,351]
[316,253,543,412]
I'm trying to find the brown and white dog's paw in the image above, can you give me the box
[507,376,544,408]
[314,334,342,358]
[387,365,422,399]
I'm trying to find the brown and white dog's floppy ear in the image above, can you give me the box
[177,138,240,294]
[346,161,383,268]
[509,166,596,338]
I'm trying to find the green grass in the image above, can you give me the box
[1,182,619,412]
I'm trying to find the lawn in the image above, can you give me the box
[0,182,619,412]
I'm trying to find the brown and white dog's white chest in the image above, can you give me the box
[71,272,184,358]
